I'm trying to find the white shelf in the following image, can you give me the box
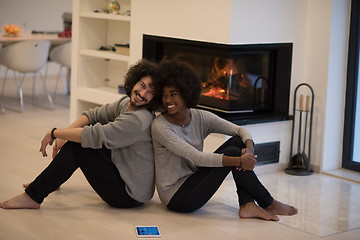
[80,49,130,61]
[70,0,132,121]
[76,87,125,106]
[79,12,131,21]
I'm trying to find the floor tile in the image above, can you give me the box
[212,172,360,237]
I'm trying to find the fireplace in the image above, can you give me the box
[143,35,293,125]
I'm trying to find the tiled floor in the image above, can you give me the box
[323,168,360,184]
[214,171,360,238]
[0,75,360,239]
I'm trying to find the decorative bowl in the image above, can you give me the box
[3,24,22,36]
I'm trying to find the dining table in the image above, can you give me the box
[0,31,70,47]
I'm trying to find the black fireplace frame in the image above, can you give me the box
[143,34,293,125]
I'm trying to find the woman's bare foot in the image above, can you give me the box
[239,201,279,221]
[0,192,40,209]
[264,199,298,216]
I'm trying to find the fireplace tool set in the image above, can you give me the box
[285,83,314,176]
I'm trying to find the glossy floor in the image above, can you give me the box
[0,76,359,240]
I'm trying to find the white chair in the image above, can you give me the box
[0,42,4,114]
[49,41,71,99]
[0,40,54,112]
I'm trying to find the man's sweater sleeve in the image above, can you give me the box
[81,110,153,149]
[83,97,127,125]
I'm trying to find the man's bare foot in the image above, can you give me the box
[23,183,60,191]
[0,192,40,209]
[264,199,298,216]
[239,202,279,221]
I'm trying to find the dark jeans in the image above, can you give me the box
[167,136,274,213]
[25,141,142,208]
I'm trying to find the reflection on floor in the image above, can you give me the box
[213,171,360,237]
[0,75,360,240]
[323,168,360,184]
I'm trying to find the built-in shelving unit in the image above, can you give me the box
[70,0,131,121]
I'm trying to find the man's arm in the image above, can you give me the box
[40,115,90,157]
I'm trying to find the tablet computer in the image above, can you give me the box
[135,226,161,238]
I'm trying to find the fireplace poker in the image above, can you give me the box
[301,95,310,169]
[293,95,305,168]
[286,83,314,176]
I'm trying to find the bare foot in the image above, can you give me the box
[0,192,40,209]
[239,201,279,221]
[23,183,60,191]
[265,199,298,216]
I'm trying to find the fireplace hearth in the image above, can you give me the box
[143,35,293,125]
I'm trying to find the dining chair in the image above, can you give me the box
[49,41,71,99]
[0,42,4,114]
[0,40,54,112]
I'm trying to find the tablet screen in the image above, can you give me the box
[135,226,161,238]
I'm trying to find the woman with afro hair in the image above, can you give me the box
[151,58,298,221]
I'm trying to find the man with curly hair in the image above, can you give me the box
[1,59,160,209]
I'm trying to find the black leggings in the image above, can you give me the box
[25,141,142,208]
[167,136,274,213]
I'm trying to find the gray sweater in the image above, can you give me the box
[81,96,155,203]
[151,108,252,206]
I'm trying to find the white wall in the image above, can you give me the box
[130,0,233,64]
[131,0,350,172]
[322,0,350,170]
[0,0,72,32]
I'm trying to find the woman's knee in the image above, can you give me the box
[167,201,200,213]
[228,136,246,148]
[215,136,245,156]
[107,199,143,209]
[220,146,241,157]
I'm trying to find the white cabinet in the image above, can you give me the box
[70,0,131,121]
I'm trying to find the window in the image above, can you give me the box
[343,0,360,171]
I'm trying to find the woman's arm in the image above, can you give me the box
[202,110,257,170]
[202,110,253,143]
[244,139,255,154]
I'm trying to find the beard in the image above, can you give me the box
[130,91,147,107]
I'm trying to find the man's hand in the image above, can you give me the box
[39,131,55,157]
[52,139,66,159]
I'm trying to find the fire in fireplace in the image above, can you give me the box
[143,35,293,124]
[199,51,270,113]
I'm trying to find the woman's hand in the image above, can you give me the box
[39,131,55,157]
[239,153,257,170]
[236,139,256,170]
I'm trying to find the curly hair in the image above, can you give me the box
[123,58,159,111]
[154,58,202,109]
